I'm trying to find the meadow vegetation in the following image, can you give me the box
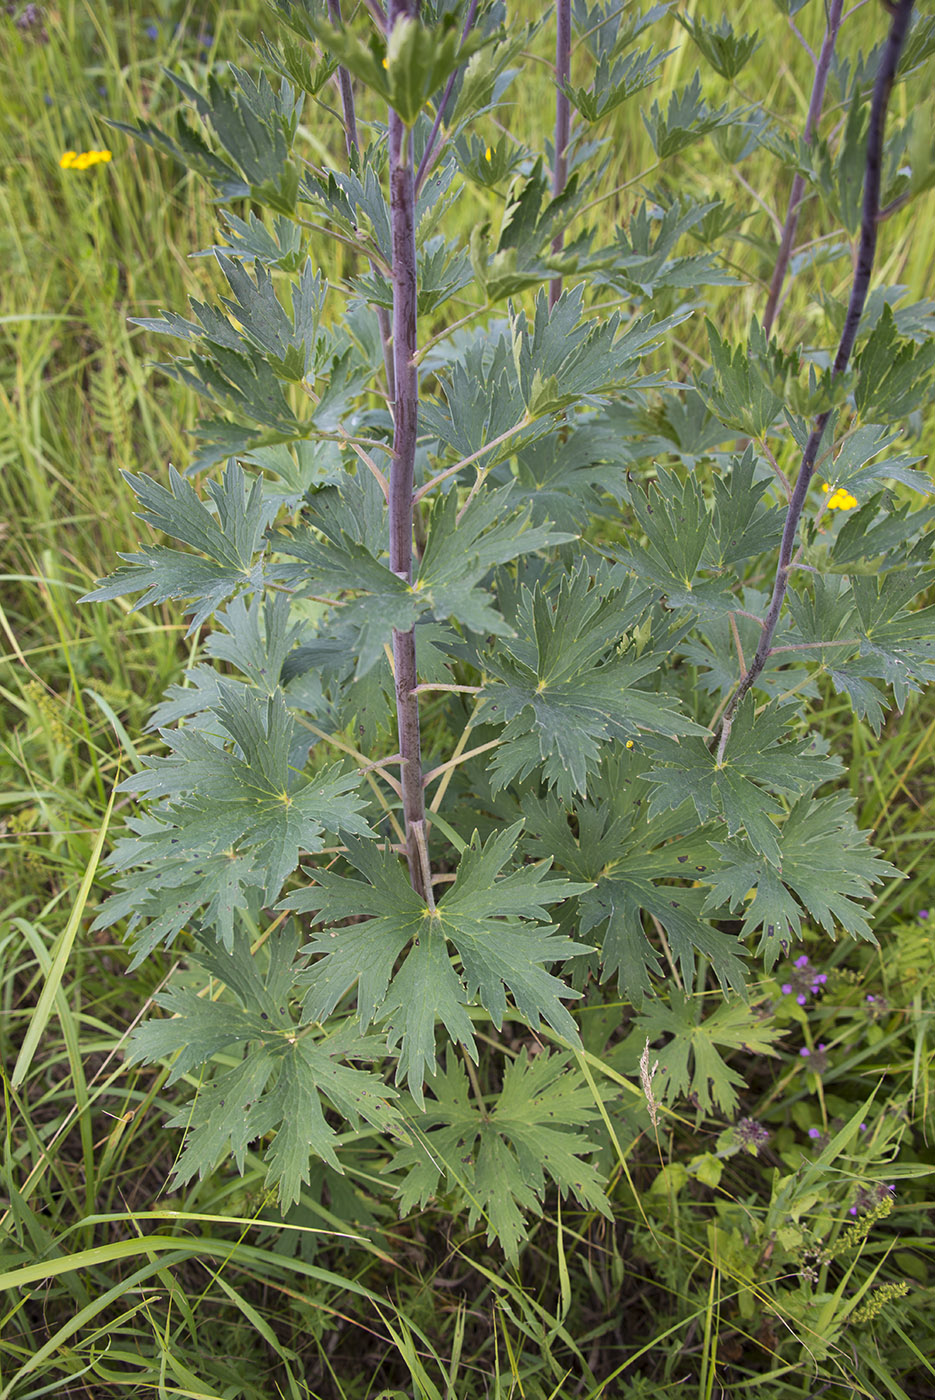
[2,2,935,1397]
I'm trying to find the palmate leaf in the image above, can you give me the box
[415,484,575,633]
[524,755,747,1006]
[851,571,935,708]
[510,422,632,532]
[704,793,900,967]
[694,320,795,438]
[103,685,372,958]
[82,463,272,633]
[854,305,935,421]
[641,71,734,160]
[299,12,492,127]
[612,466,736,618]
[92,817,263,966]
[420,320,536,464]
[644,699,839,865]
[596,199,743,301]
[562,43,669,125]
[821,422,932,500]
[126,926,399,1206]
[276,475,571,670]
[393,1049,611,1261]
[471,159,589,300]
[676,13,760,81]
[625,990,781,1116]
[510,286,685,419]
[478,564,705,802]
[280,823,591,1105]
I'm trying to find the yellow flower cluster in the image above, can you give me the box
[821,483,858,511]
[59,149,112,170]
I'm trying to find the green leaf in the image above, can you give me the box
[641,71,734,159]
[510,422,632,532]
[415,484,575,634]
[706,445,784,568]
[676,13,760,81]
[125,925,400,1204]
[81,463,272,633]
[282,824,590,1103]
[302,12,491,126]
[596,199,743,301]
[525,756,748,1005]
[131,66,302,211]
[510,287,683,418]
[105,686,372,955]
[612,466,736,618]
[854,306,935,421]
[694,319,795,438]
[644,700,839,864]
[821,423,933,500]
[393,1049,611,1261]
[563,43,670,125]
[704,794,898,966]
[629,990,780,1116]
[471,160,590,299]
[851,572,935,709]
[478,565,704,802]
[420,322,537,465]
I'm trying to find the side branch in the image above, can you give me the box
[717,0,916,760]
[763,0,845,337]
[549,0,572,309]
[328,0,395,399]
[414,0,481,195]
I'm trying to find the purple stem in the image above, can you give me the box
[328,0,360,152]
[718,0,916,758]
[414,0,481,196]
[763,0,845,337]
[388,0,428,896]
[327,0,395,401]
[549,0,572,309]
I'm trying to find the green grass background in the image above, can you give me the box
[1,1,935,1396]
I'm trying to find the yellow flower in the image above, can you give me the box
[59,149,112,171]
[484,145,493,162]
[825,486,858,511]
[625,739,634,749]
[382,57,388,69]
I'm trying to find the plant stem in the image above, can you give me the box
[549,0,571,309]
[414,0,481,196]
[388,0,428,898]
[327,0,395,399]
[717,0,916,761]
[763,0,845,337]
[327,0,359,151]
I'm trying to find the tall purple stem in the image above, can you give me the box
[718,0,916,758]
[549,0,571,309]
[388,0,428,896]
[763,0,845,337]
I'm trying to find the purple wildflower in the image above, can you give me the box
[734,1118,770,1154]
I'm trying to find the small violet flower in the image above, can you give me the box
[734,1118,770,1155]
[780,954,828,1007]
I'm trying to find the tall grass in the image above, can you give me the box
[1,1,934,1396]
